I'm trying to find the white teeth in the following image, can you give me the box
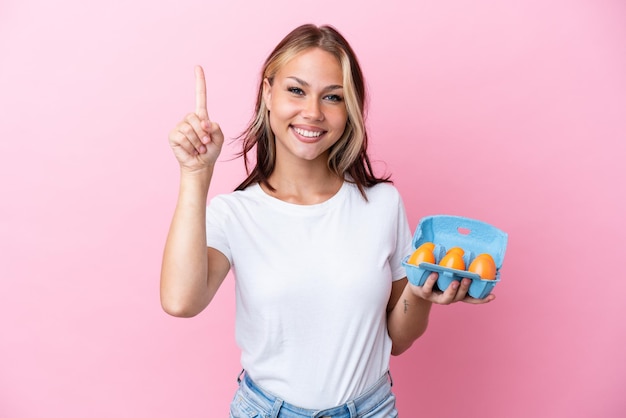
[294,127,323,138]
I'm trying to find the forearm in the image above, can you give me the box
[387,284,432,355]
[160,167,214,317]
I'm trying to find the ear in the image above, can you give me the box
[262,78,272,111]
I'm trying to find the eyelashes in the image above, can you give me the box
[324,94,343,103]
[287,86,305,96]
[286,86,344,103]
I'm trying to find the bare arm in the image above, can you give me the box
[160,66,229,318]
[387,274,495,355]
[387,277,432,356]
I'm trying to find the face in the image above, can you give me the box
[263,48,348,166]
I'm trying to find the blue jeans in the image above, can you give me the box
[229,370,398,418]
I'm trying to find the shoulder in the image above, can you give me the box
[342,182,405,214]
[362,182,403,203]
[207,184,263,214]
[210,184,261,203]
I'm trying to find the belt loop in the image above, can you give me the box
[270,398,284,418]
[237,369,245,384]
[387,370,394,387]
[347,400,357,417]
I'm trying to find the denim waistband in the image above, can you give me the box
[237,370,393,418]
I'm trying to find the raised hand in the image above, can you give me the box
[168,66,224,172]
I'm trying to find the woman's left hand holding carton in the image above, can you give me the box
[410,274,496,305]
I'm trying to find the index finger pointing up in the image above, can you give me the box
[195,65,209,121]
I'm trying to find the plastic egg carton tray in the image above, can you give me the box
[402,215,508,299]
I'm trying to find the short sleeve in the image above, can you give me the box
[205,196,233,265]
[390,192,413,281]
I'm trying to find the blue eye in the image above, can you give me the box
[288,87,304,95]
[324,94,343,103]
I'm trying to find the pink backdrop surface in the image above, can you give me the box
[1,0,625,417]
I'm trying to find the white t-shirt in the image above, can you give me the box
[205,181,412,409]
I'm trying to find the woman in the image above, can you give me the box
[161,23,493,417]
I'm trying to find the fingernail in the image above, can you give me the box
[201,136,210,144]
[199,145,206,153]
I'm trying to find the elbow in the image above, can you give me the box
[161,302,200,318]
[160,295,205,318]
[390,326,428,356]
[160,275,210,318]
[391,341,412,356]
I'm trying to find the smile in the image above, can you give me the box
[293,127,324,138]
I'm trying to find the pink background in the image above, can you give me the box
[1,0,625,417]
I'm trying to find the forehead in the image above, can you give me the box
[276,47,343,84]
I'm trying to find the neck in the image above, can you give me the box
[265,159,343,205]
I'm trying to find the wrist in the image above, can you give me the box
[180,164,214,178]
[403,284,433,309]
[178,166,214,199]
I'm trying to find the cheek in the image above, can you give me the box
[330,109,348,131]
[269,97,298,121]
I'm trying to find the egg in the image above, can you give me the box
[439,250,465,270]
[407,242,435,265]
[447,246,465,256]
[468,253,497,280]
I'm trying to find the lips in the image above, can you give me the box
[291,126,326,143]
[293,126,324,137]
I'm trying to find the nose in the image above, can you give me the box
[301,97,324,121]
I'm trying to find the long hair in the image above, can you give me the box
[235,24,390,198]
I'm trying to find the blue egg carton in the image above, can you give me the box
[402,215,508,299]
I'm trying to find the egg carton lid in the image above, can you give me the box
[412,215,508,268]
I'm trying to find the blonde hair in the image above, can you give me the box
[236,24,390,197]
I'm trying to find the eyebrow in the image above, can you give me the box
[287,76,343,91]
